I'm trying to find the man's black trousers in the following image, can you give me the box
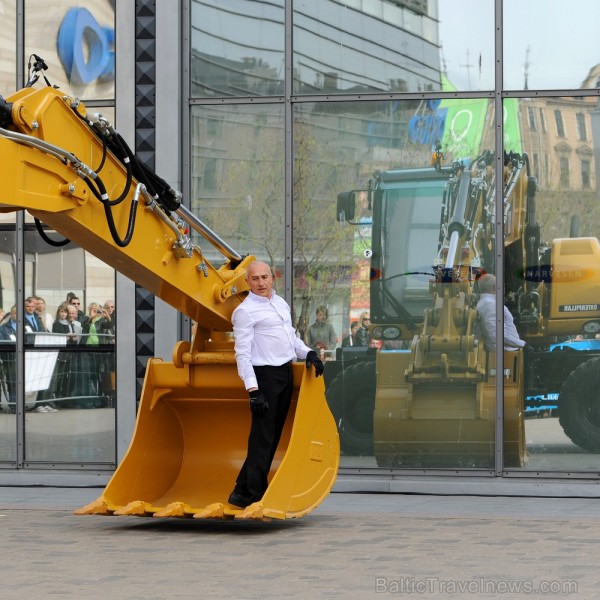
[234,362,294,501]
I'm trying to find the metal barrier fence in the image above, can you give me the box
[0,332,115,412]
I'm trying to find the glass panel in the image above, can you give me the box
[504,0,600,90]
[23,231,115,464]
[439,0,494,91]
[293,0,493,95]
[505,96,600,472]
[24,0,115,100]
[0,0,17,97]
[24,346,115,463]
[0,229,16,462]
[294,97,497,469]
[190,104,285,286]
[190,0,285,97]
[0,344,17,462]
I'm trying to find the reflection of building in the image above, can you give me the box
[521,96,596,193]
[191,0,442,97]
[517,84,600,241]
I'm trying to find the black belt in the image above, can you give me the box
[254,361,292,370]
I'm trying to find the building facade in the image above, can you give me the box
[1,0,600,496]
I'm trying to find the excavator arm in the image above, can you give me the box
[0,85,250,343]
[0,83,339,520]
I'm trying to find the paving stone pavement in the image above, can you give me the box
[1,487,600,599]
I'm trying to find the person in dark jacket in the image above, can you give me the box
[355,312,371,347]
[341,320,359,347]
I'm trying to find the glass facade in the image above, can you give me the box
[503,0,600,91]
[293,2,442,94]
[190,0,285,97]
[189,0,600,480]
[0,0,116,471]
[4,0,600,484]
[512,94,600,473]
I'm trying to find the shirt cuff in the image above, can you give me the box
[244,376,258,391]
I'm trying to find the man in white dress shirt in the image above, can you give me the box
[476,273,527,352]
[228,260,324,509]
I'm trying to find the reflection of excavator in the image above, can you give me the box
[0,77,338,519]
[332,146,600,466]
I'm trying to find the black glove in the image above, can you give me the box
[305,350,324,377]
[249,390,269,416]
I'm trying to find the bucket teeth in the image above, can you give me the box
[73,497,111,515]
[192,503,231,519]
[153,502,192,518]
[113,500,153,516]
[235,501,265,520]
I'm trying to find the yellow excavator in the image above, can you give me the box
[332,143,600,467]
[0,75,339,520]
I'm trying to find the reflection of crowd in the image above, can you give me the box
[0,293,116,413]
[340,312,372,349]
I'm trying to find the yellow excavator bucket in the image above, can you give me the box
[75,357,339,521]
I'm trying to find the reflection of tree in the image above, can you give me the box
[228,146,286,270]
[192,110,286,277]
[536,190,600,240]
[201,113,358,341]
[292,124,355,340]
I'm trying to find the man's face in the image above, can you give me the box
[35,299,45,312]
[247,262,273,297]
[70,299,81,310]
[24,301,35,315]
[67,306,77,321]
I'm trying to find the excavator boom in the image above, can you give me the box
[0,86,249,333]
[0,84,339,520]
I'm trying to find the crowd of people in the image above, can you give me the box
[0,293,116,413]
[307,307,377,360]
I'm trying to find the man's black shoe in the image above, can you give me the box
[228,491,254,508]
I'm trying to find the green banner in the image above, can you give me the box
[438,76,522,158]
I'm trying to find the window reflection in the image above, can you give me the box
[294,98,501,468]
[190,0,496,97]
[0,230,16,450]
[287,95,600,473]
[23,342,116,463]
[0,226,117,465]
[504,0,600,90]
[293,1,442,94]
[190,104,286,285]
[191,0,285,97]
[509,96,600,472]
